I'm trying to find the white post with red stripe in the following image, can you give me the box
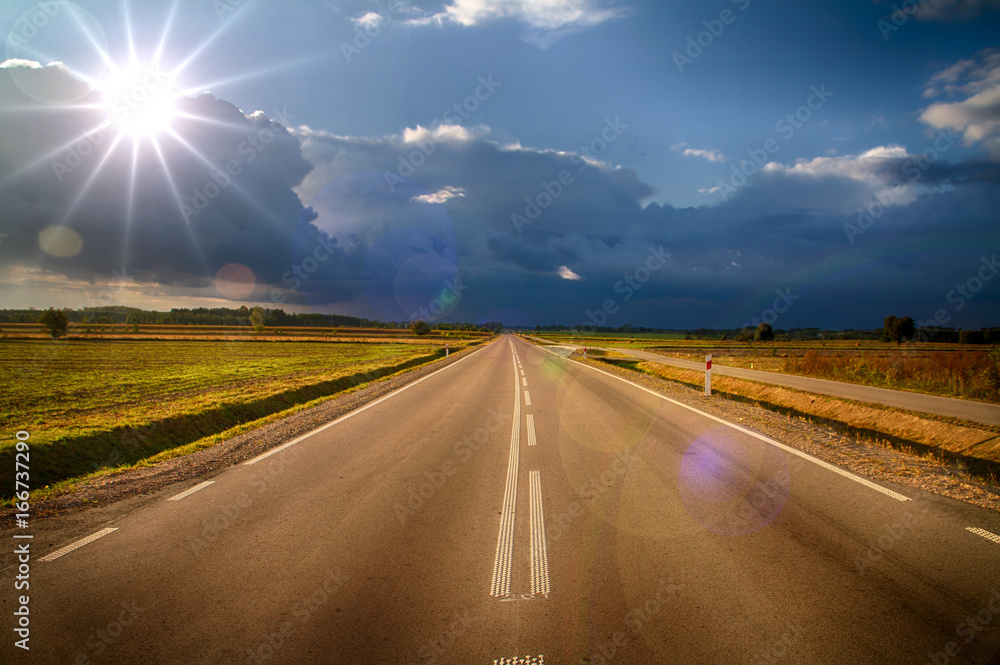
[705,354,712,396]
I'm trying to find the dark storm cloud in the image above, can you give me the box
[292,123,998,327]
[2,60,997,327]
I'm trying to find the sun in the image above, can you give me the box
[13,0,304,235]
[99,62,181,140]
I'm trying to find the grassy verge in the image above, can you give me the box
[591,356,1000,485]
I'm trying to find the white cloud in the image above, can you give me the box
[682,148,724,163]
[745,146,931,212]
[1,58,42,69]
[403,123,482,144]
[558,265,583,280]
[352,12,390,30]
[922,49,1000,97]
[411,186,467,204]
[776,146,908,177]
[920,49,1000,158]
[403,0,631,47]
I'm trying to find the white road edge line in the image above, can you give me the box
[40,528,118,562]
[491,342,521,597]
[168,480,215,502]
[244,342,492,466]
[529,470,551,596]
[534,344,911,503]
[966,527,1000,545]
[526,414,537,447]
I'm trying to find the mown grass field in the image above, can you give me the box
[1,337,466,498]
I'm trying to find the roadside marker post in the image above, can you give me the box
[446,344,449,357]
[705,354,712,396]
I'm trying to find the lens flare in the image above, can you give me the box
[678,429,790,536]
[38,225,83,257]
[215,263,256,300]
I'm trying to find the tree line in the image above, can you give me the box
[12,306,502,338]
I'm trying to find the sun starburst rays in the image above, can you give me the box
[12,0,301,282]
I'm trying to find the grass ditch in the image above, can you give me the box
[591,356,1000,486]
[1,349,445,499]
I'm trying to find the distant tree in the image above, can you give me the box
[882,315,899,344]
[883,315,914,346]
[39,308,68,338]
[737,327,755,342]
[250,306,266,333]
[898,317,915,344]
[755,323,775,342]
[409,320,431,336]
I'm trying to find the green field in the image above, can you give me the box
[1,338,459,497]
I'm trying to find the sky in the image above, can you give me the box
[0,0,999,330]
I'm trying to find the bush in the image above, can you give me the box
[755,323,774,342]
[39,308,68,338]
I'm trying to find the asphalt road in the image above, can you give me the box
[3,335,1000,664]
[582,345,1000,428]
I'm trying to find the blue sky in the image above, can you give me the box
[1,0,999,329]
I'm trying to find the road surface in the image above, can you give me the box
[3,335,999,664]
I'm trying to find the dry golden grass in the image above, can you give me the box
[657,345,1000,403]
[628,360,1000,465]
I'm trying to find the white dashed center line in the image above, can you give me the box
[526,414,537,447]
[524,391,531,406]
